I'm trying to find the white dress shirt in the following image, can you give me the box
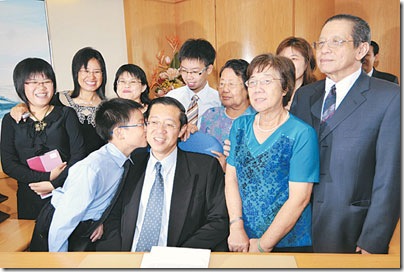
[131,148,178,251]
[323,67,362,111]
[49,143,129,252]
[165,82,221,128]
[366,68,374,77]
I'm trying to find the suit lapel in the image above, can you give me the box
[319,73,369,141]
[167,150,194,246]
[121,152,149,250]
[372,69,381,78]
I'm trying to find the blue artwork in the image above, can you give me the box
[0,96,18,119]
[0,0,51,118]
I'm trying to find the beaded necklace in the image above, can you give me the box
[255,112,290,133]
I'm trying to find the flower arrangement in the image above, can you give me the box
[150,36,185,97]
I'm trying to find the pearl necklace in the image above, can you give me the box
[256,112,290,133]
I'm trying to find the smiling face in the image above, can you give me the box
[78,58,103,93]
[116,71,146,102]
[146,103,187,160]
[316,19,368,82]
[24,73,54,109]
[247,67,285,114]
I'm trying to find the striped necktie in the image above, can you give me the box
[187,95,199,125]
[320,84,336,132]
[135,162,164,252]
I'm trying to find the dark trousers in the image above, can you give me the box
[30,201,96,252]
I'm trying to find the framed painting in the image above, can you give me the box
[0,0,52,118]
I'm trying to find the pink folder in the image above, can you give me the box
[26,149,63,172]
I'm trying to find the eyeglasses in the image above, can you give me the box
[146,120,178,130]
[117,79,142,87]
[245,78,281,88]
[79,69,103,77]
[24,80,53,87]
[312,39,354,50]
[118,124,145,129]
[178,66,208,77]
[110,123,145,134]
[218,81,244,90]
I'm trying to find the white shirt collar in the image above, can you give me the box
[366,67,374,77]
[325,67,362,109]
[185,82,210,100]
[149,147,178,175]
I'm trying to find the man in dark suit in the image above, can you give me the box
[291,14,400,254]
[97,96,229,252]
[362,40,399,84]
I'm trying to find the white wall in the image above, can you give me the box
[46,0,127,98]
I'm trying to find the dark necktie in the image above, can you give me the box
[320,84,336,132]
[135,161,164,252]
[187,95,199,126]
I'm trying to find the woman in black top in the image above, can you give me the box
[10,47,107,155]
[1,58,86,219]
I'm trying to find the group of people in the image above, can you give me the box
[0,13,399,255]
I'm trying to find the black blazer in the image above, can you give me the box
[372,68,399,84]
[290,72,400,253]
[97,149,229,251]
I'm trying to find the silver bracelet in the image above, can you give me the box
[229,216,243,225]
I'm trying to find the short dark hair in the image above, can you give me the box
[219,59,249,88]
[178,39,216,66]
[95,98,143,141]
[145,97,188,128]
[71,47,107,99]
[13,58,56,105]
[324,14,371,48]
[247,53,295,107]
[113,64,151,105]
[370,40,379,55]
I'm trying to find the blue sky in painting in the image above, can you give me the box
[0,0,51,102]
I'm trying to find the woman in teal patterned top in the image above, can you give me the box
[199,59,255,171]
[225,54,319,253]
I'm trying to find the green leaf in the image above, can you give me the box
[170,52,180,68]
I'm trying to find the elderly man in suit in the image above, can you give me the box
[290,14,400,254]
[362,40,399,84]
[97,96,229,252]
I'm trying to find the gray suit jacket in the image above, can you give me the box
[372,68,399,84]
[96,148,229,251]
[290,72,400,253]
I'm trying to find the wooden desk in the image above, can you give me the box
[0,219,35,252]
[0,176,17,219]
[0,220,399,268]
[0,251,400,268]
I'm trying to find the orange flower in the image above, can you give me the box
[150,35,185,97]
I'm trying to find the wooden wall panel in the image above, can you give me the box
[124,0,176,79]
[174,0,217,85]
[294,0,334,79]
[215,0,294,79]
[124,0,400,90]
[294,0,334,42]
[335,0,400,80]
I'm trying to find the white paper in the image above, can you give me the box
[140,246,211,268]
[40,192,52,199]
